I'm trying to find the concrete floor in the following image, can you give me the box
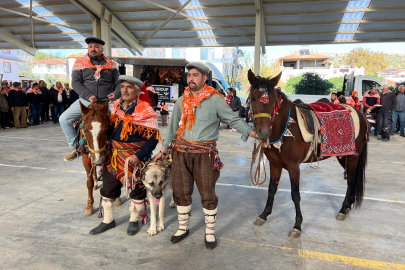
[0,122,404,270]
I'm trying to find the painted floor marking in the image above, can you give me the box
[219,238,405,270]
[1,164,404,204]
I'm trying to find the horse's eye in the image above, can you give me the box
[252,97,256,101]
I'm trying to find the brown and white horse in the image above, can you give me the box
[79,101,121,216]
[247,70,369,238]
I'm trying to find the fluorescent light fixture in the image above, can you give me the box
[179,0,217,45]
[15,0,87,47]
[335,0,371,41]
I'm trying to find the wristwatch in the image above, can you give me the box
[159,151,167,156]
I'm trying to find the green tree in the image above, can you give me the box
[284,75,303,94]
[345,47,388,75]
[328,77,344,93]
[294,72,333,95]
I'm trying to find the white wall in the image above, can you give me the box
[280,66,365,82]
[0,60,19,82]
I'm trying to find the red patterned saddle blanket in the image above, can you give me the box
[314,104,356,157]
[308,102,348,112]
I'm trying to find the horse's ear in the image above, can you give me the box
[270,72,282,86]
[248,69,256,85]
[79,101,90,115]
[101,101,109,115]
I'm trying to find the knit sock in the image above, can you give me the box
[203,208,217,242]
[173,205,191,236]
[102,197,116,224]
[129,199,144,222]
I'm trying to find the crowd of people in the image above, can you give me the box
[328,85,404,142]
[0,80,79,129]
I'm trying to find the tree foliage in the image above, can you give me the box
[328,77,344,93]
[284,75,303,94]
[294,72,333,95]
[344,47,388,75]
[385,54,405,69]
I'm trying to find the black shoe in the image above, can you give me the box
[89,221,116,235]
[127,221,139,236]
[205,234,217,250]
[170,228,189,243]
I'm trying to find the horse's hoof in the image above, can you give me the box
[116,198,122,207]
[288,228,301,238]
[346,208,351,214]
[93,185,97,191]
[169,202,176,208]
[84,207,93,216]
[336,213,346,221]
[253,217,266,226]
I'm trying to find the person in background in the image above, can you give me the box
[337,91,346,104]
[363,86,381,135]
[229,88,241,132]
[329,92,339,105]
[25,82,33,92]
[8,82,28,129]
[39,80,51,123]
[0,86,9,130]
[50,81,67,124]
[27,83,42,126]
[377,85,397,142]
[347,91,361,110]
[390,85,405,137]
[163,76,174,86]
[64,83,72,108]
[1,81,13,128]
[158,101,169,126]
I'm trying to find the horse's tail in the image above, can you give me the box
[353,142,367,208]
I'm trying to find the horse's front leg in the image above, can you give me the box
[254,161,282,226]
[92,166,98,190]
[82,154,94,216]
[287,166,303,238]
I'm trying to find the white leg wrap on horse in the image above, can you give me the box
[129,199,144,222]
[102,197,116,224]
[174,205,191,236]
[203,208,217,242]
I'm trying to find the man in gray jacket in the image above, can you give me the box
[391,85,405,137]
[60,37,121,161]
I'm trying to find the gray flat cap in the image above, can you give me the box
[186,62,210,75]
[85,37,105,46]
[118,75,143,88]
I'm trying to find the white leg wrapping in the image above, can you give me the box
[174,205,191,237]
[203,208,217,242]
[102,197,116,224]
[129,200,144,222]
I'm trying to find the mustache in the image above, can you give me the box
[122,92,130,96]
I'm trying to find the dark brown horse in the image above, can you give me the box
[79,102,121,216]
[247,70,369,238]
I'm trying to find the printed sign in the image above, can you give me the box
[153,85,171,101]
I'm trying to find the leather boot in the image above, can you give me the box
[203,208,217,250]
[90,197,116,234]
[127,200,144,236]
[170,205,191,244]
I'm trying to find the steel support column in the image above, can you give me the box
[0,28,36,55]
[254,9,262,75]
[92,19,101,38]
[100,19,111,57]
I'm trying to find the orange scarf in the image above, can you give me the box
[55,87,64,94]
[111,98,161,141]
[72,54,118,81]
[146,86,157,94]
[27,88,42,95]
[177,84,223,139]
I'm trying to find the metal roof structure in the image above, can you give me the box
[0,0,404,73]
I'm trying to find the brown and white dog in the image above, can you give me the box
[141,160,175,236]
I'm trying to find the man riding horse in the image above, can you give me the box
[90,75,161,235]
[60,37,120,161]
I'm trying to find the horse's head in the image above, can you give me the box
[80,101,109,166]
[248,69,282,141]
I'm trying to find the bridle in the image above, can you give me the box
[250,86,282,132]
[83,114,109,157]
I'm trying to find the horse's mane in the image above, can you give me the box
[82,103,109,125]
[250,76,290,102]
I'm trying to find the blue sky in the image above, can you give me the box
[41,42,405,58]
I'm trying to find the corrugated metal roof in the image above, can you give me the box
[0,0,404,52]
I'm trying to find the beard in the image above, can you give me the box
[188,82,197,90]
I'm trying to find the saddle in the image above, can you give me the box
[292,98,333,135]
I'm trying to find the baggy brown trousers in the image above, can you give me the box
[171,149,220,210]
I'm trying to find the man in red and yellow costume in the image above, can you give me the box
[155,63,257,250]
[90,75,160,236]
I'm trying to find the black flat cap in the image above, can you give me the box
[85,37,105,45]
